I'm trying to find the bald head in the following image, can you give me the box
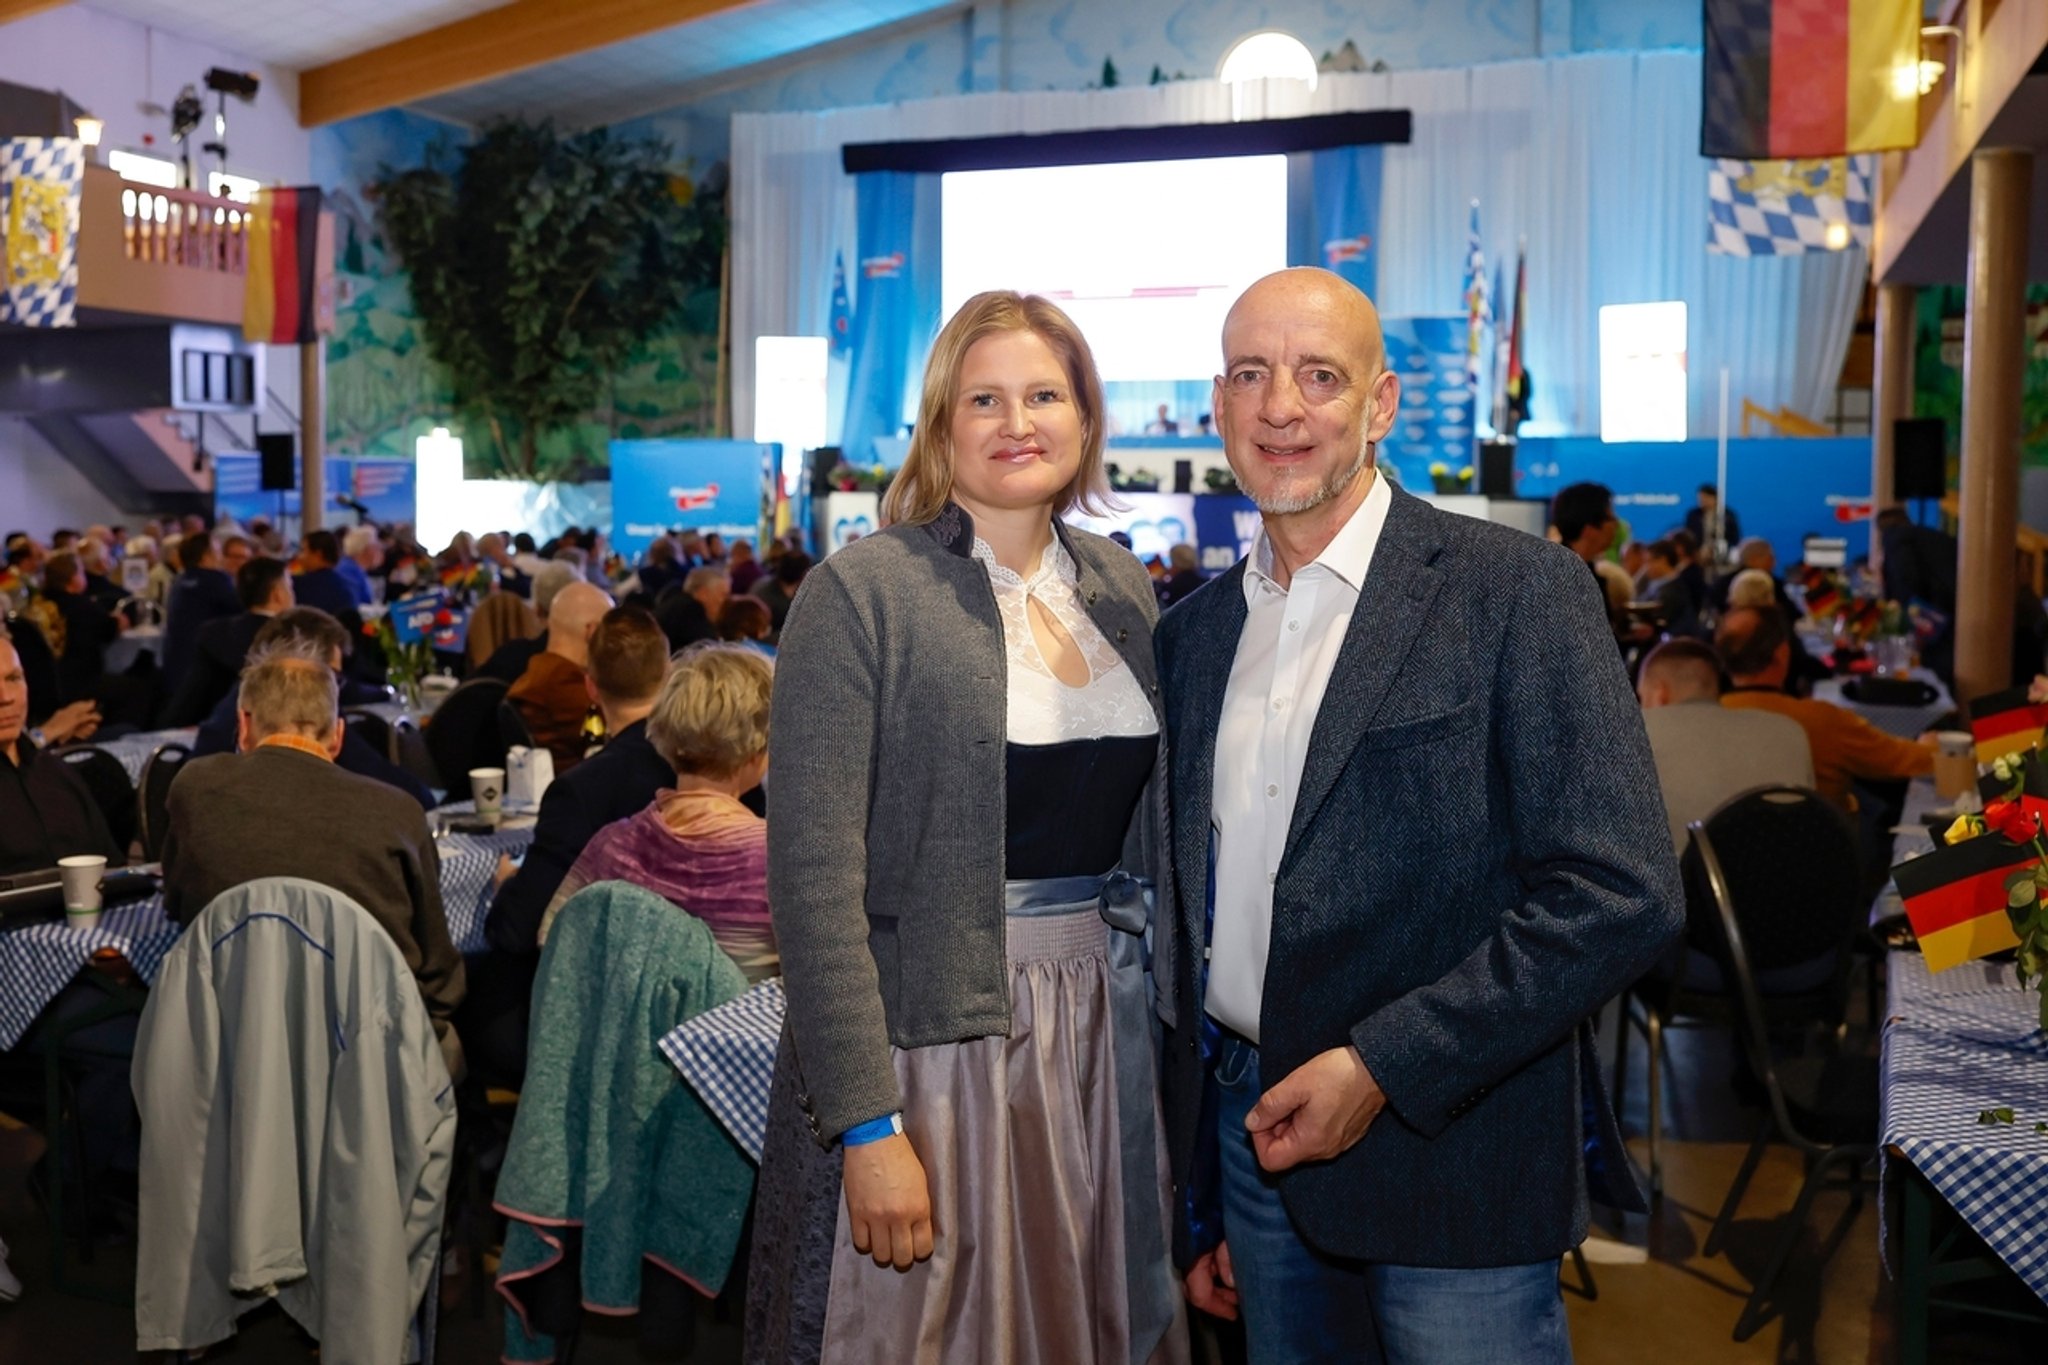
[1214,268,1399,528]
[1222,268,1386,373]
[546,581,614,667]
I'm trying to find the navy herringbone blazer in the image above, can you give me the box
[1157,483,1682,1268]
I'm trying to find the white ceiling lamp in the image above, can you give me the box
[1219,30,1318,122]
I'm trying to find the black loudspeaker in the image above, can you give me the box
[1478,440,1517,498]
[1173,459,1193,494]
[808,446,843,497]
[257,432,296,491]
[1893,418,1946,501]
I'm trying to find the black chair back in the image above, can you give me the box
[343,708,397,766]
[53,745,139,853]
[423,678,510,792]
[138,744,191,862]
[497,698,536,752]
[1685,785,1864,974]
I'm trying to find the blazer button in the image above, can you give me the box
[1087,590,1099,604]
[1117,627,1129,643]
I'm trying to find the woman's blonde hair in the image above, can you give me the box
[647,642,773,778]
[881,291,1111,527]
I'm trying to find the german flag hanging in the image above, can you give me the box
[1894,836,2033,972]
[1702,0,1921,159]
[1969,686,2048,763]
[241,186,323,345]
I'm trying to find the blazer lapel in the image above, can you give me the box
[1283,489,1447,862]
[1168,566,1248,955]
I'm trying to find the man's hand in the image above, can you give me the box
[1183,1240,1239,1320]
[1246,1045,1386,1172]
[842,1133,934,1270]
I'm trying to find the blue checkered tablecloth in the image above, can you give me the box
[0,819,533,1051]
[0,896,182,1050]
[1882,951,2048,1306]
[90,728,198,784]
[658,978,785,1163]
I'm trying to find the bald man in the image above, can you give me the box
[1156,268,1681,1361]
[507,580,613,774]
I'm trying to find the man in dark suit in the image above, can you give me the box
[1685,483,1740,558]
[188,607,434,809]
[1158,269,1680,1360]
[470,606,674,1084]
[161,642,465,1071]
[161,556,293,725]
[160,532,240,693]
[291,529,359,620]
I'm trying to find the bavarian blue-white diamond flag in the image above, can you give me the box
[1,137,84,327]
[1708,155,1874,257]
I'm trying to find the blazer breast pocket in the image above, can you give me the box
[1358,698,1483,753]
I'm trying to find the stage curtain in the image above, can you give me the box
[731,53,1864,446]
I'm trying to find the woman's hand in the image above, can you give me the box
[42,700,101,745]
[842,1132,934,1270]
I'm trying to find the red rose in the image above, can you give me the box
[1985,799,2037,844]
[434,609,454,626]
[361,621,377,637]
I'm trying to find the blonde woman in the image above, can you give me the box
[748,292,1184,1363]
[539,642,776,981]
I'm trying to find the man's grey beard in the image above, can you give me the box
[1248,437,1375,516]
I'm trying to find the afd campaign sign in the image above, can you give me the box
[609,439,775,560]
[348,458,416,527]
[1513,435,1872,569]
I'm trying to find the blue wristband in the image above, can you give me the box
[840,1112,904,1146]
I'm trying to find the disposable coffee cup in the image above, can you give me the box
[1934,731,1978,800]
[470,767,506,820]
[59,854,107,929]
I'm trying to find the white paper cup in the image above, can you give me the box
[1934,731,1978,800]
[59,854,107,928]
[470,767,506,819]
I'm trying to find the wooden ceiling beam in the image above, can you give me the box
[297,0,760,128]
[0,1,70,24]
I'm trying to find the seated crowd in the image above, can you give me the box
[0,486,1985,1327]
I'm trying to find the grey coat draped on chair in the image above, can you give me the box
[132,877,456,1363]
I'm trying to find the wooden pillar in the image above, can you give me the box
[299,341,326,534]
[1869,281,1916,571]
[1953,148,2033,705]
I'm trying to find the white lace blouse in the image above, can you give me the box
[971,533,1159,745]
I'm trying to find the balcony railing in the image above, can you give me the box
[75,165,247,326]
[119,183,249,275]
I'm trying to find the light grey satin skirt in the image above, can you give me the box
[815,875,1186,1365]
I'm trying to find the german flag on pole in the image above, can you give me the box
[1702,0,1921,159]
[242,186,324,344]
[1969,686,2048,763]
[1894,836,2032,972]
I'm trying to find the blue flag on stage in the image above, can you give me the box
[829,250,852,355]
[1310,145,1383,299]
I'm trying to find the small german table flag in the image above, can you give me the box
[1894,836,2032,972]
[1968,686,2048,763]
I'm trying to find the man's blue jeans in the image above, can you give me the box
[1214,1033,1574,1364]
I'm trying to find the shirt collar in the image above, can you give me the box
[1243,465,1392,601]
[255,733,334,763]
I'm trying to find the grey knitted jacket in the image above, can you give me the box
[765,504,1167,1142]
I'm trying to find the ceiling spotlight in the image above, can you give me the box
[73,116,103,147]
[203,67,261,101]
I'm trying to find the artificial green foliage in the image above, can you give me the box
[377,120,725,479]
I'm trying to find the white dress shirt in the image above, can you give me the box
[1207,470,1392,1041]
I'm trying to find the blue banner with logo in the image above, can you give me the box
[1310,145,1382,299]
[348,458,416,527]
[1379,316,1474,491]
[213,451,353,527]
[842,171,919,469]
[1190,493,1262,573]
[609,439,774,560]
[389,588,444,646]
